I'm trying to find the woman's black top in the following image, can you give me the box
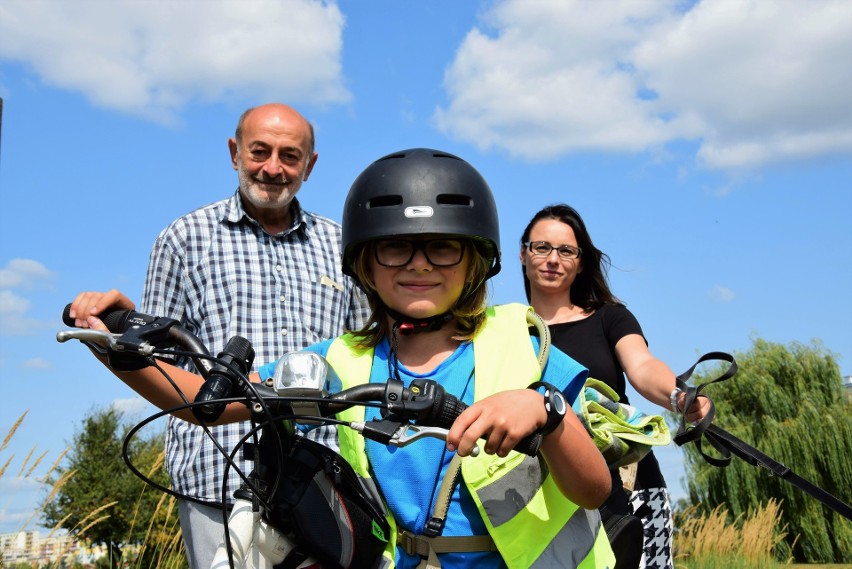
[544,303,666,491]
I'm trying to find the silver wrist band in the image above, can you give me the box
[670,388,683,413]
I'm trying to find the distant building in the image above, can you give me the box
[0,530,87,566]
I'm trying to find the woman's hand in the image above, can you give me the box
[616,334,714,422]
[68,289,136,329]
[675,390,712,423]
[445,389,546,457]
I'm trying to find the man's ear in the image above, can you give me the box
[302,152,319,182]
[228,138,239,170]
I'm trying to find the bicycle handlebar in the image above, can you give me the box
[59,303,542,456]
[60,303,217,376]
[58,301,551,568]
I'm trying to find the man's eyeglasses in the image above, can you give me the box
[523,241,582,260]
[375,238,466,267]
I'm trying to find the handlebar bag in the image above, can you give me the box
[257,435,390,569]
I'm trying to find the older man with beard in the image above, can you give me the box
[138,103,369,569]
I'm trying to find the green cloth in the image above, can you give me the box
[573,378,671,468]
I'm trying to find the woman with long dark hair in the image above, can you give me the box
[520,204,708,569]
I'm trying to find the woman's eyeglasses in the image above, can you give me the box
[523,241,582,260]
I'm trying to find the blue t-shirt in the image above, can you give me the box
[259,335,587,568]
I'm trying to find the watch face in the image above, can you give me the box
[553,391,567,415]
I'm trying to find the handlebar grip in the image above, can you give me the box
[513,432,543,457]
[62,304,74,326]
[62,303,157,332]
[427,391,467,430]
[62,302,218,379]
[425,389,543,457]
[193,336,255,423]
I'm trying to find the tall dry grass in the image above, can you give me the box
[675,499,792,569]
[1,411,187,568]
[127,449,187,568]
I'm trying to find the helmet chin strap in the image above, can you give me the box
[385,308,454,386]
[386,307,453,335]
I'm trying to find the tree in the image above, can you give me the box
[41,406,171,568]
[680,338,851,563]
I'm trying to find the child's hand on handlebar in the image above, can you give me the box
[68,289,136,329]
[446,389,546,458]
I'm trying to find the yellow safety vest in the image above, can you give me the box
[328,303,615,569]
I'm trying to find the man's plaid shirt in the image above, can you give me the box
[140,192,370,505]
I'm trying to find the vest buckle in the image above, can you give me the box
[422,517,445,537]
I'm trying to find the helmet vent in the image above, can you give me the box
[367,195,403,208]
[436,194,472,207]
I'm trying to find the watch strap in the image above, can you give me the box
[527,381,567,435]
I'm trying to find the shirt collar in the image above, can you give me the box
[222,190,308,237]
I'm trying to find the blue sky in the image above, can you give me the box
[1,0,850,534]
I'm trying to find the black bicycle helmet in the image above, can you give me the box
[342,148,501,280]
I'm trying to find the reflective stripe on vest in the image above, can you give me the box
[465,304,613,568]
[327,304,614,569]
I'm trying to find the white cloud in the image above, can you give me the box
[0,476,45,494]
[0,259,54,289]
[112,397,158,421]
[634,0,852,169]
[0,290,30,316]
[710,285,736,302]
[0,0,349,123]
[435,0,852,171]
[0,290,41,336]
[20,358,52,370]
[435,1,676,158]
[0,477,48,533]
[0,290,41,335]
[0,260,54,335]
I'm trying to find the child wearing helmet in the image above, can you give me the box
[68,148,614,569]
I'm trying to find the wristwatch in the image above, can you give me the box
[527,381,567,435]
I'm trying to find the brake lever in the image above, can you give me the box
[57,329,118,349]
[56,329,158,356]
[349,421,480,457]
[392,424,482,457]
